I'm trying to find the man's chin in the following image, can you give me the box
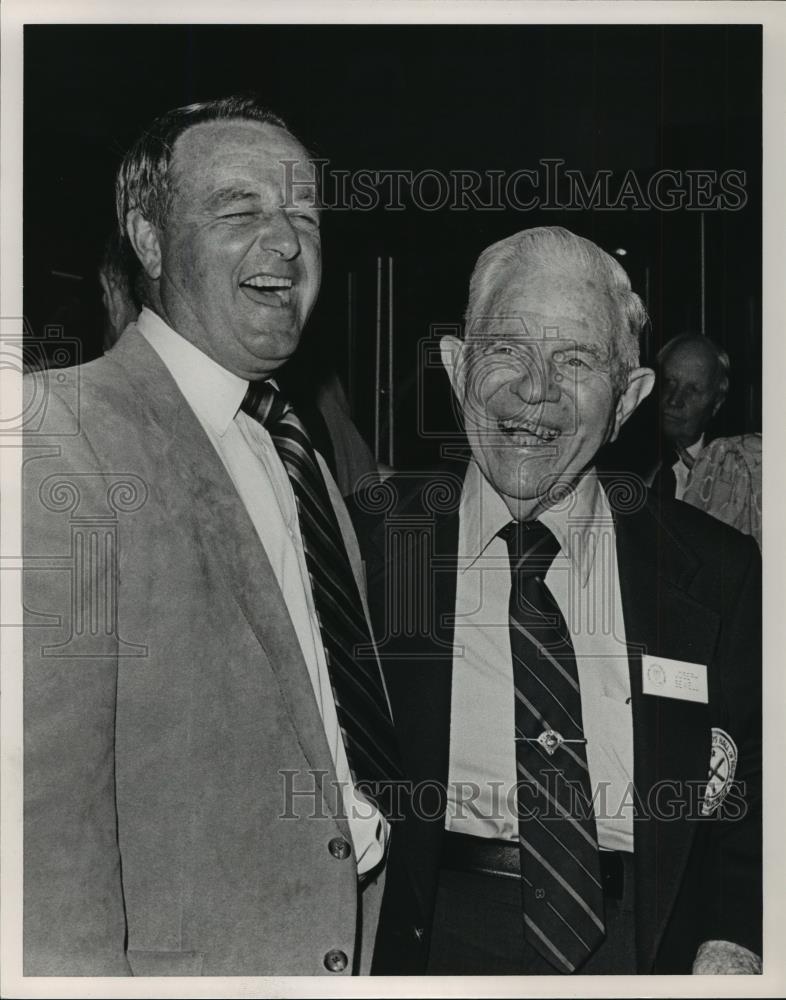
[479,458,587,513]
[483,468,562,505]
[244,326,302,366]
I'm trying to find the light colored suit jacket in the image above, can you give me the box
[23,327,383,976]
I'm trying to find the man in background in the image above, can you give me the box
[653,333,729,497]
[654,333,761,547]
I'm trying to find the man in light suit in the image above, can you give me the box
[352,227,761,975]
[23,96,406,976]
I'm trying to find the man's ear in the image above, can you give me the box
[126,210,162,281]
[439,335,467,399]
[610,366,656,442]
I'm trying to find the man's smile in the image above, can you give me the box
[496,414,561,445]
[239,272,294,308]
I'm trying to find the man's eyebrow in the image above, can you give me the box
[570,342,611,364]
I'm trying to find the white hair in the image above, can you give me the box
[464,226,648,391]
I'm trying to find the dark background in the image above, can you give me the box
[24,24,761,469]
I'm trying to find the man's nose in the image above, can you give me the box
[258,210,301,260]
[665,383,686,409]
[510,352,561,403]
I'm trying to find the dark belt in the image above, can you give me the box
[442,830,626,900]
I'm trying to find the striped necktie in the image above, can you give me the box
[501,519,605,973]
[241,380,401,807]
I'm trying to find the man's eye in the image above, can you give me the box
[554,351,589,369]
[484,343,517,357]
[291,212,320,228]
[222,211,256,221]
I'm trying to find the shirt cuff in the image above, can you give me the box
[692,940,762,974]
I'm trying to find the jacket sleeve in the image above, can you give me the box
[23,388,132,975]
[698,535,762,957]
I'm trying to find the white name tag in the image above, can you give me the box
[641,654,708,703]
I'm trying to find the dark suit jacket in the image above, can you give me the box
[350,464,761,974]
[23,327,384,976]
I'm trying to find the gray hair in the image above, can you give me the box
[115,95,291,241]
[657,333,730,398]
[464,226,648,392]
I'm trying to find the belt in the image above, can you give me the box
[442,830,626,900]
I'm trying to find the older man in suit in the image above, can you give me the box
[653,334,762,549]
[352,227,761,975]
[652,333,730,498]
[23,96,403,976]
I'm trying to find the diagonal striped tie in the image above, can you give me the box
[241,380,402,808]
[501,519,605,973]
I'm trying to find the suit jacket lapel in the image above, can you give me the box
[418,488,460,794]
[367,471,461,797]
[109,329,348,831]
[612,495,718,971]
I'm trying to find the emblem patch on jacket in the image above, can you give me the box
[702,727,738,816]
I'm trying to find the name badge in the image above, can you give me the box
[641,654,708,703]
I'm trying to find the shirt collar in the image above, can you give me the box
[687,434,705,458]
[136,307,248,437]
[458,459,613,587]
[674,434,705,471]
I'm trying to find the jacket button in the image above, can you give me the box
[328,837,351,860]
[413,926,424,941]
[323,948,348,972]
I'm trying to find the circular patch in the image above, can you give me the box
[646,662,666,688]
[702,727,738,816]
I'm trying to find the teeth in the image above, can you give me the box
[241,275,293,289]
[497,417,560,442]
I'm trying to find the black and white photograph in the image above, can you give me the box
[1,1,783,996]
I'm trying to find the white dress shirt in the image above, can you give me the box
[137,308,387,873]
[673,434,705,500]
[447,460,634,852]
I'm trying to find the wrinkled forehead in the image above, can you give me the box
[468,262,619,346]
[169,119,318,203]
[662,343,720,384]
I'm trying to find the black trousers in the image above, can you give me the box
[426,853,637,975]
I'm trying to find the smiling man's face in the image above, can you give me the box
[443,262,653,518]
[148,119,321,379]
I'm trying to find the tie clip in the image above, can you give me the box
[515,728,587,756]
